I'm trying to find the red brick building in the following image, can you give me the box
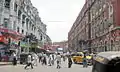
[68,0,120,53]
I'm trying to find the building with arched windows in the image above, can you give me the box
[0,0,51,61]
[68,0,120,53]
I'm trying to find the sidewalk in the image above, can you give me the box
[0,62,12,66]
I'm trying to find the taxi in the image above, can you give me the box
[72,52,92,64]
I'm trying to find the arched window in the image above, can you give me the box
[17,27,19,32]
[18,10,21,20]
[4,0,11,8]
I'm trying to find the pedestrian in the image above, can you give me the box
[42,53,47,65]
[24,54,33,69]
[51,54,55,65]
[52,54,55,60]
[63,54,66,62]
[12,52,17,66]
[48,54,52,66]
[68,55,72,68]
[83,56,88,68]
[55,53,61,69]
[48,54,54,66]
[33,53,38,66]
[38,53,42,63]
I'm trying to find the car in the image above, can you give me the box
[72,52,92,65]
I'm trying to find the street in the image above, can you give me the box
[0,61,92,72]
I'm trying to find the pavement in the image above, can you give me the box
[0,60,92,72]
[0,62,12,66]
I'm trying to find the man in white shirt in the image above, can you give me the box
[24,54,33,69]
[48,54,54,66]
[55,53,61,69]
[33,53,38,66]
[42,53,47,65]
[38,53,42,63]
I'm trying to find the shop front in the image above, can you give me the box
[0,28,23,62]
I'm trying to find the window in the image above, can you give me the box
[29,21,32,29]
[13,21,16,30]
[22,15,26,27]
[26,19,29,30]
[4,0,11,8]
[109,5,113,14]
[22,30,24,34]
[40,35,42,41]
[4,18,9,28]
[17,27,19,32]
[32,25,34,31]
[18,10,21,20]
[22,21,24,27]
[14,3,17,12]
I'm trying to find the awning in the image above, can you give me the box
[35,48,47,53]
[0,36,8,44]
[0,28,23,37]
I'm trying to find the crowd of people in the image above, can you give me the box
[24,52,73,69]
[11,51,92,69]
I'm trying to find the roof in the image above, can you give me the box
[97,51,120,60]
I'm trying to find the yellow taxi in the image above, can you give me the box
[72,52,92,64]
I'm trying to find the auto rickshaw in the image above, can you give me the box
[92,51,120,72]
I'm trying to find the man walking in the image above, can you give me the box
[55,53,61,69]
[68,55,72,68]
[33,53,38,66]
[42,53,47,65]
[38,53,42,63]
[48,54,52,66]
[12,52,17,66]
[83,56,88,68]
[24,54,33,69]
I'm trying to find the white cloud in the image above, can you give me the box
[31,0,85,42]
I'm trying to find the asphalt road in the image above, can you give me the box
[0,60,92,72]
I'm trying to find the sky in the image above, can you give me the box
[31,0,85,42]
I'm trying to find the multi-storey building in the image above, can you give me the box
[0,0,48,44]
[91,0,120,52]
[0,0,50,55]
[68,0,90,52]
[68,0,120,53]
